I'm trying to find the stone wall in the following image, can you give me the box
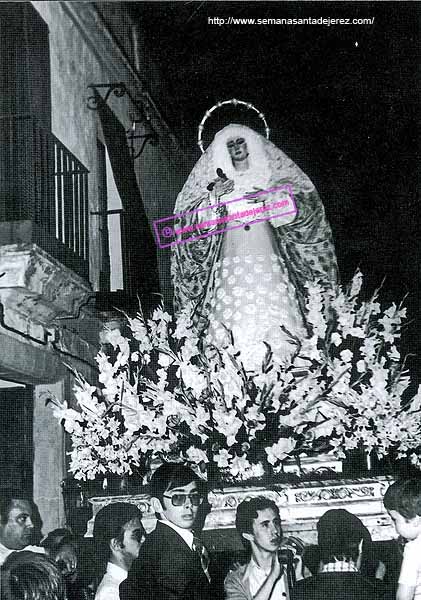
[33,382,67,535]
[0,243,101,532]
[7,1,189,532]
[32,0,187,306]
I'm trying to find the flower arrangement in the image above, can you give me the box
[50,271,421,483]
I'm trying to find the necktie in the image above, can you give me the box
[192,535,211,583]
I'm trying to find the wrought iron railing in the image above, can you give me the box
[0,114,89,280]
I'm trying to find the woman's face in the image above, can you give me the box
[226,136,249,162]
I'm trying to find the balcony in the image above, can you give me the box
[0,114,89,280]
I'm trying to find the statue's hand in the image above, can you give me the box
[213,177,234,199]
[245,186,268,204]
[247,187,297,226]
[207,170,234,200]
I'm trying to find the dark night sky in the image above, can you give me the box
[129,1,420,380]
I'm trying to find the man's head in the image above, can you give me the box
[0,491,35,550]
[1,551,66,600]
[149,462,204,531]
[317,509,370,565]
[93,502,145,570]
[384,479,421,541]
[235,497,282,554]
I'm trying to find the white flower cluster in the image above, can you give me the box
[51,271,421,481]
[298,272,421,464]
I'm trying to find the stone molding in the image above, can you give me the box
[0,243,92,323]
[87,476,396,547]
[0,243,100,383]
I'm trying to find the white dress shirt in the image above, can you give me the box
[399,535,421,599]
[95,562,128,600]
[247,557,289,599]
[0,542,45,566]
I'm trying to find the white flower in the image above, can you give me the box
[214,449,231,468]
[103,327,123,348]
[265,438,296,465]
[348,327,365,338]
[151,305,172,324]
[214,410,242,446]
[180,336,200,361]
[173,304,195,340]
[356,360,365,373]
[156,368,168,390]
[127,317,152,353]
[229,455,252,478]
[249,462,265,478]
[300,336,322,362]
[104,329,131,362]
[389,345,400,361]
[189,405,211,442]
[157,353,173,367]
[350,270,363,298]
[52,402,83,434]
[331,332,342,347]
[214,362,243,405]
[339,349,353,363]
[186,447,209,465]
[49,269,421,482]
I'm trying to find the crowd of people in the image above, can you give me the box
[0,466,420,600]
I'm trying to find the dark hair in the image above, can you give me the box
[1,551,66,600]
[235,497,281,550]
[93,502,142,570]
[383,479,421,519]
[0,490,32,526]
[149,462,201,502]
[40,529,76,554]
[317,509,370,564]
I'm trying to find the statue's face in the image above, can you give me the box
[226,137,249,162]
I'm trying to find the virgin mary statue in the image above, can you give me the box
[171,122,338,371]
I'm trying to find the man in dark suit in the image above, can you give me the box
[120,463,219,600]
[292,509,389,600]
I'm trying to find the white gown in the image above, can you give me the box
[206,181,305,371]
[172,124,338,372]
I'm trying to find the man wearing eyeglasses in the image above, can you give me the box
[120,462,220,600]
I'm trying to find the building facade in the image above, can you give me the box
[0,1,186,534]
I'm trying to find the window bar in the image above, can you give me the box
[39,128,46,227]
[63,152,72,249]
[83,172,89,262]
[71,158,75,252]
[78,170,84,261]
[32,118,40,224]
[47,135,55,238]
[55,144,63,243]
[74,165,80,257]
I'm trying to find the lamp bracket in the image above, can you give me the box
[126,129,157,160]
[87,82,127,110]
[87,83,158,159]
